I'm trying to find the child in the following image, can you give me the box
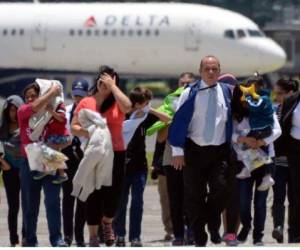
[114,87,170,247]
[236,75,275,191]
[33,102,71,184]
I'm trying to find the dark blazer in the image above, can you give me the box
[276,91,300,155]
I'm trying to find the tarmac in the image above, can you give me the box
[0,183,299,247]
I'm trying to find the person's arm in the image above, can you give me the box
[100,73,132,114]
[31,83,61,113]
[0,157,11,171]
[149,108,171,123]
[257,113,282,147]
[46,105,64,123]
[170,87,191,169]
[71,114,89,139]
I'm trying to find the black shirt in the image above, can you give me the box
[125,113,158,175]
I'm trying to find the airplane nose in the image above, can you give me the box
[257,39,287,73]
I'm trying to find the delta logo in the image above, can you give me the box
[84,16,97,28]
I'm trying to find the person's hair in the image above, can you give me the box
[179,72,195,79]
[231,84,249,122]
[129,87,153,107]
[91,65,120,113]
[275,79,299,93]
[22,82,40,98]
[200,55,220,71]
[0,103,16,140]
[245,75,266,88]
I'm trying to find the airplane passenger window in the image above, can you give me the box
[3,29,7,35]
[95,29,100,36]
[103,30,108,36]
[11,29,16,35]
[248,29,262,37]
[78,30,83,36]
[137,30,142,36]
[145,29,151,36]
[20,29,24,35]
[154,29,160,36]
[69,29,75,36]
[86,29,92,36]
[111,29,117,36]
[237,29,246,38]
[224,30,235,39]
[128,30,133,36]
[120,30,125,36]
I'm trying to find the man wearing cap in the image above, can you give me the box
[61,78,89,247]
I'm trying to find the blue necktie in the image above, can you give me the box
[203,87,217,142]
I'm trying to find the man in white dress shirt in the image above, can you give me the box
[171,56,232,246]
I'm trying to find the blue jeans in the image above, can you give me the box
[19,157,62,246]
[114,170,147,241]
[239,173,269,241]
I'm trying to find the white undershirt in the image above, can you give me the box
[291,102,300,140]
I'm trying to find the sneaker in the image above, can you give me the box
[54,239,68,247]
[236,167,251,179]
[253,239,264,246]
[52,174,68,184]
[172,238,184,246]
[210,231,222,244]
[257,175,275,191]
[89,236,99,247]
[102,221,115,246]
[33,171,50,180]
[272,226,284,243]
[223,233,238,246]
[115,236,126,247]
[237,227,250,243]
[131,238,142,247]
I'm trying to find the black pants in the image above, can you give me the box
[183,139,229,246]
[2,168,25,245]
[164,165,185,239]
[62,163,86,243]
[286,137,300,241]
[86,151,126,225]
[272,165,291,230]
[223,155,241,234]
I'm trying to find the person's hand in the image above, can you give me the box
[171,156,185,170]
[45,104,54,113]
[0,158,11,171]
[100,73,116,91]
[254,139,267,149]
[50,83,61,96]
[238,136,257,149]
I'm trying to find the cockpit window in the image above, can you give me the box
[237,29,246,38]
[224,29,235,39]
[247,29,264,37]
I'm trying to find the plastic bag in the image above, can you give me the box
[25,142,68,172]
[233,143,272,172]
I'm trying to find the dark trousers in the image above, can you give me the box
[114,170,147,241]
[164,165,185,239]
[287,137,300,241]
[20,158,62,246]
[62,163,86,243]
[239,167,269,241]
[86,151,126,225]
[2,167,25,245]
[183,139,229,246]
[223,156,241,234]
[272,165,290,229]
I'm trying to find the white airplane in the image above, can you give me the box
[0,2,286,79]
